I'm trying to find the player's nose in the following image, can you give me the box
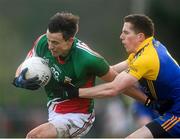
[120,33,124,40]
[48,44,55,50]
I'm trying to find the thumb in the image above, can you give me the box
[20,67,28,79]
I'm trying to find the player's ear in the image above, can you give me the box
[137,33,145,42]
[68,37,74,43]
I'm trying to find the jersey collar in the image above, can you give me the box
[135,36,153,54]
[57,37,78,64]
[65,37,78,60]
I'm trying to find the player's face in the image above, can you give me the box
[120,22,141,54]
[46,30,73,57]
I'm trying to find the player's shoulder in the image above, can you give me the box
[134,42,156,63]
[33,34,48,56]
[74,38,104,59]
[35,33,47,46]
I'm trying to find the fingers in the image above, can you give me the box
[21,67,28,74]
[27,76,40,82]
[20,68,28,79]
[23,80,41,90]
[26,76,42,84]
[12,77,20,87]
[26,84,41,90]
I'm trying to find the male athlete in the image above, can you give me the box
[63,14,180,138]
[12,12,118,138]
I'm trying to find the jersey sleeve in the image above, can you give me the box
[26,34,47,58]
[87,54,110,77]
[127,53,157,80]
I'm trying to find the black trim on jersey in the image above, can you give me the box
[146,121,172,138]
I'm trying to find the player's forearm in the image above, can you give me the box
[123,87,147,103]
[78,71,136,99]
[79,82,119,98]
[78,70,120,99]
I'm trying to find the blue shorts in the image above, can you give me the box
[132,102,159,119]
[155,112,180,137]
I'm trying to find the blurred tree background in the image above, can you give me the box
[0,0,179,137]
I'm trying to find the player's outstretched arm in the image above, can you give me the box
[79,71,137,98]
[63,71,137,98]
[62,72,174,115]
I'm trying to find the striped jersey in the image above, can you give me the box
[27,34,110,114]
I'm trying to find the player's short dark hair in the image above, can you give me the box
[124,14,154,38]
[48,12,79,41]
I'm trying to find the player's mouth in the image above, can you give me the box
[51,50,57,55]
[121,40,125,44]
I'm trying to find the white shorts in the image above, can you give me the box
[48,104,95,138]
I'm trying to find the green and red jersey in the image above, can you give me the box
[27,34,110,114]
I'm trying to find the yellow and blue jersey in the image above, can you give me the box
[127,37,180,115]
[127,37,180,137]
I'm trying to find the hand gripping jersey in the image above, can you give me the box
[27,34,110,114]
[127,37,180,116]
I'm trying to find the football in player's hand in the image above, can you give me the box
[21,57,52,87]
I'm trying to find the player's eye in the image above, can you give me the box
[52,41,59,45]
[123,31,129,35]
[48,39,59,46]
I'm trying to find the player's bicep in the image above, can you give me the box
[89,56,110,77]
[113,71,138,92]
[99,67,118,82]
[111,60,128,73]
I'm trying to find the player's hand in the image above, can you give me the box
[144,97,174,115]
[61,83,79,99]
[12,68,41,90]
[52,82,79,100]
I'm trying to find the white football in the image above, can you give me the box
[21,57,51,87]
